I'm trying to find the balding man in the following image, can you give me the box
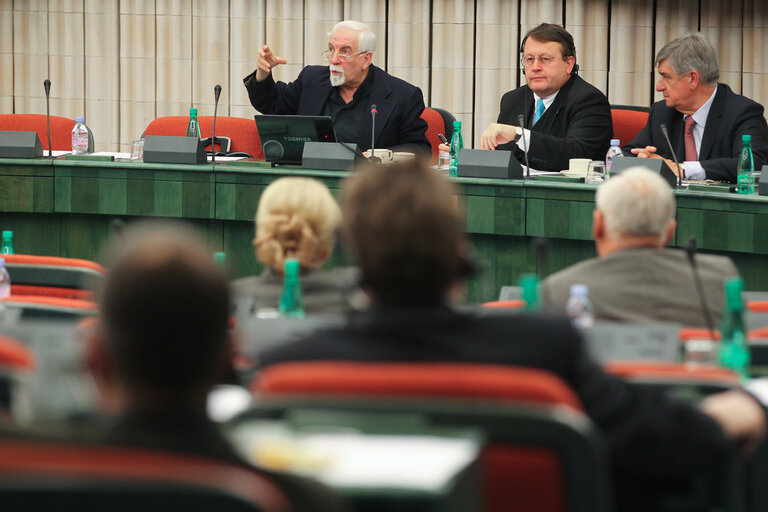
[542,167,739,326]
[625,32,768,182]
[244,20,430,155]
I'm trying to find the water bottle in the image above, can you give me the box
[737,134,755,194]
[519,273,540,311]
[565,284,594,328]
[0,258,11,299]
[719,277,749,379]
[186,108,202,139]
[71,116,89,155]
[279,258,304,318]
[605,139,623,178]
[448,120,464,177]
[0,231,13,255]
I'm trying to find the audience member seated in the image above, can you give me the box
[231,177,361,315]
[85,221,346,512]
[541,167,738,326]
[256,160,766,512]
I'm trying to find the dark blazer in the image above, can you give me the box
[244,65,431,154]
[257,305,727,487]
[496,75,613,171]
[624,83,768,182]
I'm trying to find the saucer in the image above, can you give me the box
[561,170,587,178]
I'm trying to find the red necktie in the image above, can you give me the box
[684,116,697,161]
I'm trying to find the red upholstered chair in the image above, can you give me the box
[609,105,650,146]
[0,439,291,512]
[4,254,105,301]
[0,114,76,151]
[482,299,525,309]
[420,107,455,164]
[0,335,34,372]
[143,116,264,159]
[251,362,611,512]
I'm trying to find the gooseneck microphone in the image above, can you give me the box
[660,123,683,188]
[369,105,377,161]
[211,84,222,165]
[518,113,531,178]
[685,236,716,338]
[43,79,52,157]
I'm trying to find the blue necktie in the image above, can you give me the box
[533,98,545,125]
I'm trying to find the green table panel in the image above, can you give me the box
[0,159,55,213]
[526,198,594,240]
[0,212,60,256]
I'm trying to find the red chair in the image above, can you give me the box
[1,296,97,319]
[679,328,721,342]
[143,116,264,159]
[420,107,455,164]
[4,254,105,301]
[0,335,34,372]
[482,300,525,309]
[252,362,610,512]
[0,114,76,151]
[610,105,649,145]
[604,361,740,387]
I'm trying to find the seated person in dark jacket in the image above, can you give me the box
[244,20,430,155]
[624,32,768,183]
[257,160,766,511]
[86,221,346,512]
[230,177,361,316]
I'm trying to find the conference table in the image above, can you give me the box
[1,156,768,303]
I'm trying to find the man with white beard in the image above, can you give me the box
[244,20,431,154]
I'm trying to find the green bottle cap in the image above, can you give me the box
[453,120,461,130]
[2,231,11,240]
[519,273,539,309]
[213,251,226,267]
[724,277,744,312]
[742,134,751,143]
[189,108,198,116]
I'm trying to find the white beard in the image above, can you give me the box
[329,65,346,87]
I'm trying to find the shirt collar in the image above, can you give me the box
[533,89,559,110]
[687,85,718,126]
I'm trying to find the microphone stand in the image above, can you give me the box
[44,79,52,158]
[685,236,716,339]
[211,84,222,166]
[518,113,530,178]
[369,104,377,161]
[660,123,683,188]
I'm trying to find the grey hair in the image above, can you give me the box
[329,20,376,54]
[655,32,719,85]
[595,167,676,243]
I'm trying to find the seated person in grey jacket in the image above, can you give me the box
[231,177,361,316]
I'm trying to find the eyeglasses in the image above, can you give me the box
[322,49,367,62]
[520,55,559,67]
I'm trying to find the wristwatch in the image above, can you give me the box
[512,126,523,143]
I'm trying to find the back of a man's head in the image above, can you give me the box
[98,222,230,402]
[343,161,468,306]
[595,167,676,243]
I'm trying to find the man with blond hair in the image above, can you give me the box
[542,167,739,325]
[244,20,430,154]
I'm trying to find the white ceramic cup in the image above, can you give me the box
[568,158,591,174]
[363,148,393,162]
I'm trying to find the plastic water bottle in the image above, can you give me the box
[279,258,304,318]
[448,120,464,177]
[0,258,11,299]
[737,134,755,194]
[71,116,89,155]
[186,108,202,139]
[565,284,594,328]
[605,139,623,178]
[519,273,540,311]
[0,231,13,255]
[719,277,749,379]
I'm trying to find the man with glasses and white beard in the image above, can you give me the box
[244,20,431,155]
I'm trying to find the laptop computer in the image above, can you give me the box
[254,115,337,165]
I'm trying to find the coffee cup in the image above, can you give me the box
[568,158,591,174]
[363,148,393,163]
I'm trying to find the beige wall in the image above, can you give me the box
[1,0,766,151]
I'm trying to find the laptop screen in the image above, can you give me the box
[254,115,337,165]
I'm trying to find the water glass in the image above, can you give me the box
[438,151,451,170]
[586,161,605,184]
[130,139,145,161]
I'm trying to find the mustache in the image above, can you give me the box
[329,64,344,73]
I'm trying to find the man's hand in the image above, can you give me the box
[481,123,519,150]
[255,45,287,82]
[701,390,767,456]
[630,145,683,177]
[438,143,449,153]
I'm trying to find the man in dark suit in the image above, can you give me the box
[244,20,430,155]
[625,32,768,183]
[257,159,766,511]
[478,23,612,171]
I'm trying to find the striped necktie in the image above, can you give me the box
[533,98,545,125]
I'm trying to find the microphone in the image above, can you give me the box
[211,84,222,165]
[660,123,682,188]
[369,104,377,161]
[518,114,531,179]
[43,79,52,158]
[338,140,380,164]
[685,236,716,339]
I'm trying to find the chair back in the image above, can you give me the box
[1,296,97,319]
[4,254,105,301]
[0,114,76,151]
[482,299,525,309]
[143,116,264,159]
[254,361,610,512]
[0,438,291,512]
[609,105,649,145]
[420,107,455,163]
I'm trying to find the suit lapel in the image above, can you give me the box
[698,84,725,161]
[359,66,393,148]
[304,70,334,115]
[534,76,573,131]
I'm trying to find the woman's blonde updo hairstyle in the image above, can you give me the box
[254,177,342,273]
